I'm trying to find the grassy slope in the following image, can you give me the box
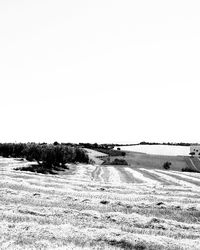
[1,155,200,250]
[110,150,188,171]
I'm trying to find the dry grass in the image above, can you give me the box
[0,153,200,249]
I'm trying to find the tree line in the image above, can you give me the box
[140,141,191,146]
[0,143,89,169]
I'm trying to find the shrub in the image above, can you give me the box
[121,151,126,157]
[163,161,171,170]
[53,141,59,146]
[102,158,128,165]
[97,149,126,157]
[112,158,128,165]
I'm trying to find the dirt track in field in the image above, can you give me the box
[1,156,200,249]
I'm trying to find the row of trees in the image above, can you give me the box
[140,141,191,146]
[0,143,89,169]
[79,143,126,157]
[79,143,114,150]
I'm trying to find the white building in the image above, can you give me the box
[190,145,200,157]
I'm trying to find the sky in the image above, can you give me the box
[0,0,200,144]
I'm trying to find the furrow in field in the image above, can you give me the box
[98,166,105,183]
[178,171,200,179]
[91,165,100,181]
[115,166,142,184]
[190,157,200,171]
[141,169,183,186]
[66,165,93,182]
[101,167,110,183]
[168,171,200,185]
[125,168,159,185]
[144,169,200,190]
[139,168,172,185]
[1,172,99,191]
[107,166,122,185]
[85,165,107,183]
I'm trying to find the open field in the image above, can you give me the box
[117,145,190,156]
[1,152,200,250]
[117,151,189,171]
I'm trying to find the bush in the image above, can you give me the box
[163,161,171,170]
[102,158,128,165]
[112,158,128,165]
[97,149,126,157]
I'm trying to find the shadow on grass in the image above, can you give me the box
[182,167,200,173]
[97,238,146,250]
[14,164,69,175]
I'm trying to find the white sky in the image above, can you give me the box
[0,0,200,144]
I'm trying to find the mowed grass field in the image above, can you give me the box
[1,151,200,250]
[113,150,188,171]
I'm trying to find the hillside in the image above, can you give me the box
[1,155,200,249]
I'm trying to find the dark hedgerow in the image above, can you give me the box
[0,143,27,158]
[0,143,89,173]
[102,158,128,165]
[182,167,200,173]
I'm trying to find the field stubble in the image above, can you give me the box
[0,152,200,250]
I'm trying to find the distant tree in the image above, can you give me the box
[102,158,128,165]
[53,141,59,146]
[163,161,171,170]
[23,143,43,165]
[121,152,126,157]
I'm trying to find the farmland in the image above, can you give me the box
[0,150,200,249]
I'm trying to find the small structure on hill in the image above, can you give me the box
[190,145,200,157]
